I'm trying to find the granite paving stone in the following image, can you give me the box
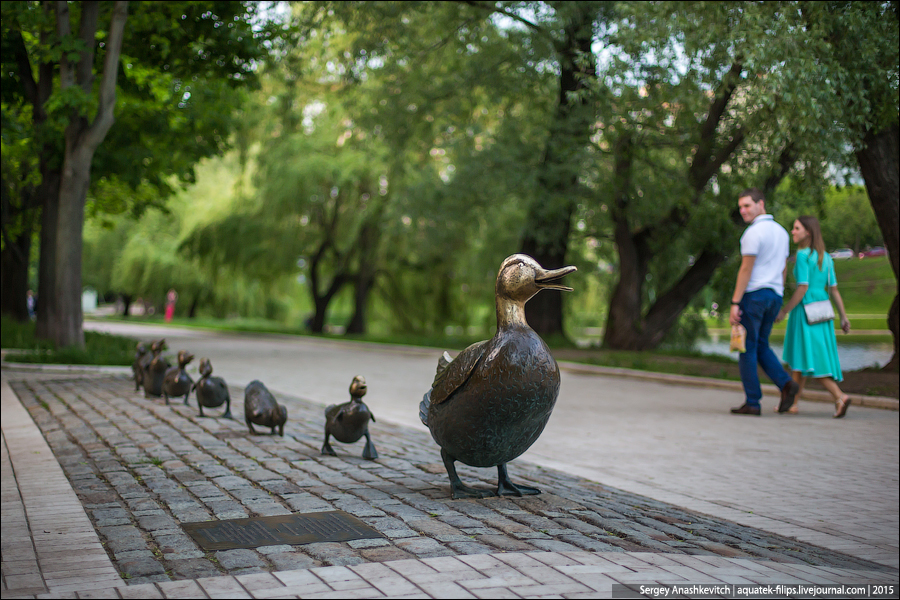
[3,373,896,596]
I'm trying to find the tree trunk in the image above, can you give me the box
[12,3,59,340]
[345,273,374,335]
[307,253,349,334]
[602,136,645,349]
[121,293,133,317]
[601,227,648,349]
[602,131,791,351]
[520,8,596,339]
[35,168,60,340]
[855,123,899,371]
[47,0,128,348]
[0,229,33,321]
[345,221,380,335]
[53,142,93,348]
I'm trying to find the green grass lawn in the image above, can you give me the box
[833,255,896,315]
[1,315,136,366]
[706,255,894,335]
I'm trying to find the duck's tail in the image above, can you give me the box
[421,351,454,426]
[419,390,431,427]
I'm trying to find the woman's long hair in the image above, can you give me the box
[797,215,827,270]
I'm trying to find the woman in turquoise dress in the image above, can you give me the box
[776,216,852,418]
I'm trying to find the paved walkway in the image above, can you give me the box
[2,324,898,598]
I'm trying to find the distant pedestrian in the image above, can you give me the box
[776,216,852,418]
[26,290,35,320]
[165,288,178,322]
[729,188,799,416]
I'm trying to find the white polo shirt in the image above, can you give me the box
[740,214,789,297]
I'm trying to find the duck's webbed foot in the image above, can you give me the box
[362,432,378,460]
[442,449,495,499]
[321,434,337,456]
[496,463,541,497]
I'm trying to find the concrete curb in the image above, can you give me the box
[3,354,896,411]
[557,361,899,411]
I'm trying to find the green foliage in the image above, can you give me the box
[820,186,883,253]
[64,1,898,351]
[83,154,301,320]
[2,1,279,220]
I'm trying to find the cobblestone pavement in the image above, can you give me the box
[4,372,896,598]
[76,321,900,569]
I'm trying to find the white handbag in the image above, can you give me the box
[803,299,835,325]
[801,251,836,325]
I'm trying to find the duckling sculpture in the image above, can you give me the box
[132,342,148,392]
[136,339,163,392]
[193,358,232,419]
[244,380,287,436]
[163,350,194,406]
[322,375,378,459]
[143,339,170,398]
[419,254,576,499]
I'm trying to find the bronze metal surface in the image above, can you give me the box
[322,375,378,459]
[419,254,576,499]
[182,510,383,551]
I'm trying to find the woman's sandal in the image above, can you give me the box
[833,395,851,419]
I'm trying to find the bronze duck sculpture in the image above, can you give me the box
[132,342,148,392]
[322,375,377,460]
[244,380,287,436]
[136,338,163,392]
[143,339,170,398]
[163,350,194,406]
[193,358,232,419]
[419,254,576,499]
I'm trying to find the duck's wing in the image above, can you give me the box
[430,340,489,405]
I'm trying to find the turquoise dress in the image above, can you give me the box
[782,249,843,381]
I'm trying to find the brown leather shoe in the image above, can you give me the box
[778,381,800,413]
[731,403,761,416]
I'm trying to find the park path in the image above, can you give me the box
[81,320,898,569]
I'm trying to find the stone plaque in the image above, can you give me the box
[182,510,383,551]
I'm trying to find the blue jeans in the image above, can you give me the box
[739,289,791,406]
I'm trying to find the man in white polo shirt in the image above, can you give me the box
[729,187,800,415]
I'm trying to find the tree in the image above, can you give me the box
[581,4,796,348]
[0,99,41,320]
[2,1,63,328]
[2,1,273,346]
[50,1,129,348]
[181,100,391,333]
[858,124,899,370]
[301,1,578,335]
[819,185,883,254]
[812,1,899,370]
[576,1,896,350]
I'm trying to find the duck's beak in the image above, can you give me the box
[535,265,577,292]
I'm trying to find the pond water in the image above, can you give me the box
[697,337,893,371]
